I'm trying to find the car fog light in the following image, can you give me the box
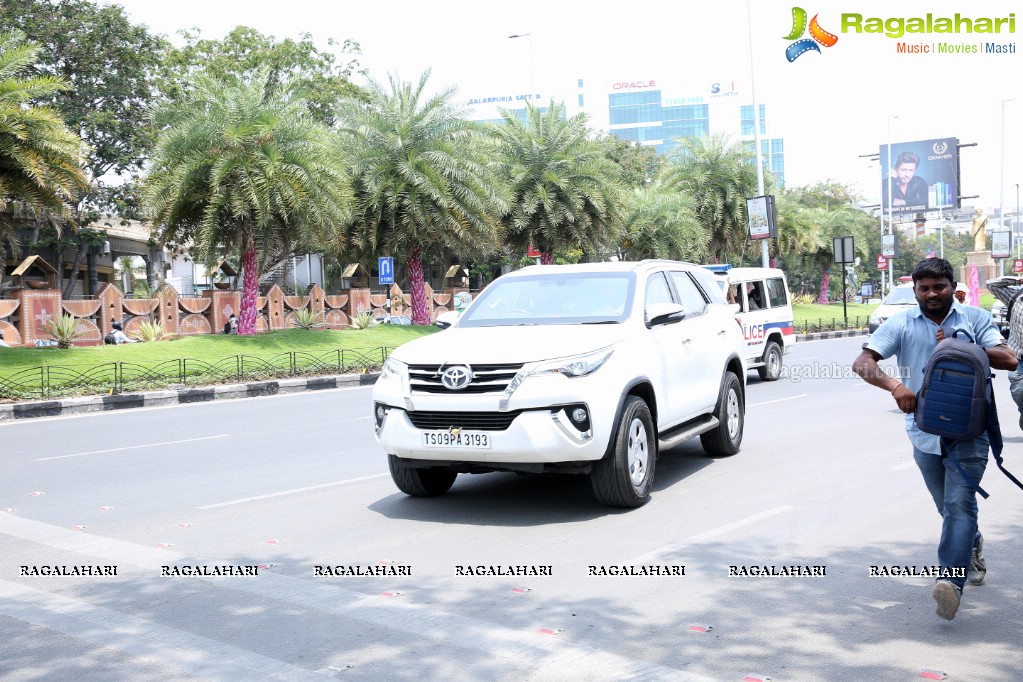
[374,402,389,428]
[570,407,588,424]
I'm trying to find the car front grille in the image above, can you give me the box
[407,410,522,431]
[408,363,524,394]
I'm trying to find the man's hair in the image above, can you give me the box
[895,151,919,168]
[912,257,955,286]
[112,321,122,330]
[0,331,4,340]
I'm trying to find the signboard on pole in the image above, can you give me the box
[881,234,898,258]
[876,255,888,270]
[833,236,855,264]
[992,231,1011,259]
[378,256,394,285]
[1014,259,1023,274]
[746,195,777,240]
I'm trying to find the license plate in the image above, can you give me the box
[422,430,490,449]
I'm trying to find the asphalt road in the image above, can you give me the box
[2,336,1023,681]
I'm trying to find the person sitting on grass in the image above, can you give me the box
[110,321,136,344]
[0,330,9,348]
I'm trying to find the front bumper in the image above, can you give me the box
[374,404,610,464]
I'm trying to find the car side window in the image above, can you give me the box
[767,277,788,308]
[746,281,766,310]
[668,271,708,316]
[645,272,674,312]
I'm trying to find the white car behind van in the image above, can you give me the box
[704,265,794,381]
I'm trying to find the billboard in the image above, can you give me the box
[879,137,960,213]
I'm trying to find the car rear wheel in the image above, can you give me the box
[591,396,656,508]
[388,455,457,496]
[757,341,783,381]
[700,372,744,456]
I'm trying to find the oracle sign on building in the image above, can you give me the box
[612,80,656,89]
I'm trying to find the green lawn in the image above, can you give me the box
[0,325,437,400]
[793,302,877,330]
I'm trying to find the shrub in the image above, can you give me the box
[291,308,324,330]
[350,310,375,330]
[793,293,816,305]
[40,313,86,349]
[132,320,165,343]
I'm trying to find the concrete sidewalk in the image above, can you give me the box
[0,329,869,422]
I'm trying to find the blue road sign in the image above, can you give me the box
[378,256,394,285]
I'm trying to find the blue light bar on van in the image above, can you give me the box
[702,264,732,273]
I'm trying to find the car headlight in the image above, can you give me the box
[380,356,407,380]
[499,347,615,411]
[530,347,614,378]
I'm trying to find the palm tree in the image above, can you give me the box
[336,70,507,325]
[0,30,86,258]
[619,176,708,262]
[144,71,352,335]
[492,101,624,264]
[662,134,762,262]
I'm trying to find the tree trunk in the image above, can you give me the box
[238,240,259,335]
[407,245,430,325]
[818,269,830,305]
[62,237,87,299]
[540,252,554,265]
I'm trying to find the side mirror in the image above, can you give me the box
[646,302,686,328]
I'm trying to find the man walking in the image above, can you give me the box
[852,258,1016,620]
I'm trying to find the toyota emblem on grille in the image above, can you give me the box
[441,365,474,390]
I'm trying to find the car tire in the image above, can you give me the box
[700,372,744,456]
[591,396,656,508]
[757,341,783,381]
[388,455,457,496]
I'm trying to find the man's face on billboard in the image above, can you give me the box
[896,162,917,184]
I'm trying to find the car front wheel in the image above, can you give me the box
[591,396,656,508]
[388,455,457,496]
[700,372,744,456]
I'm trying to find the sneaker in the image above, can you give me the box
[1019,412,1023,431]
[933,580,962,621]
[968,536,987,586]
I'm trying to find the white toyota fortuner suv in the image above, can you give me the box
[372,260,747,508]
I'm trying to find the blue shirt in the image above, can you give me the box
[867,301,1003,454]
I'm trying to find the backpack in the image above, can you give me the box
[915,330,1023,497]
[104,332,116,345]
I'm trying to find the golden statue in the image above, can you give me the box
[971,207,988,252]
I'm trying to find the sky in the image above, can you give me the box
[106,0,1023,224]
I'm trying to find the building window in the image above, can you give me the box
[577,78,584,88]
[578,94,584,107]
[741,104,767,136]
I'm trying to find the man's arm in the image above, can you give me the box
[852,347,914,413]
[986,343,1017,371]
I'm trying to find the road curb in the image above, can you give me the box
[794,329,869,343]
[0,371,381,422]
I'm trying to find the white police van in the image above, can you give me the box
[704,265,794,381]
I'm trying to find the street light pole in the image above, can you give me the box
[1000,98,1016,275]
[507,33,533,104]
[746,0,769,268]
[886,115,898,293]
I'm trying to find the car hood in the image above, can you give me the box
[392,324,627,364]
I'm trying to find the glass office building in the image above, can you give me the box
[465,76,785,187]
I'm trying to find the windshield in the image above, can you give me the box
[879,284,920,304]
[458,272,635,327]
[884,286,917,305]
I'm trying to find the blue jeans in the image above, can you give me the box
[1008,364,1023,417]
[913,437,988,590]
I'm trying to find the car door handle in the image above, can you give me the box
[717,330,727,336]
[681,338,692,344]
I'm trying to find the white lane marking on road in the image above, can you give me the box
[34,434,231,461]
[889,461,916,471]
[0,580,329,680]
[748,394,808,407]
[198,474,389,509]
[0,514,707,682]
[630,505,796,564]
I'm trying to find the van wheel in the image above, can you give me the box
[701,372,744,456]
[388,455,457,496]
[591,396,656,508]
[757,341,783,381]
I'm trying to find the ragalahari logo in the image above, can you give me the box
[784,7,839,62]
